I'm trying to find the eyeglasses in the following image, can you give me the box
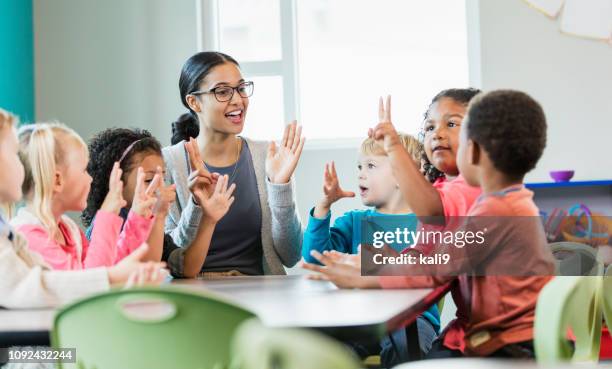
[190,81,254,102]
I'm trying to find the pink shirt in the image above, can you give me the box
[12,208,154,270]
[433,175,482,217]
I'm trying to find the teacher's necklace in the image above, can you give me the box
[202,137,241,183]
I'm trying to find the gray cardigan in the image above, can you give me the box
[162,138,303,275]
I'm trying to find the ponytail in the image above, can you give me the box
[28,126,60,237]
[171,112,200,145]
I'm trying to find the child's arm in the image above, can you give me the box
[302,209,356,264]
[115,167,161,262]
[16,225,89,270]
[370,97,445,217]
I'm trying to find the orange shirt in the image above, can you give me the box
[380,186,555,356]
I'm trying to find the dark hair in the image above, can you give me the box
[171,51,240,145]
[82,128,162,227]
[419,88,482,181]
[466,89,547,180]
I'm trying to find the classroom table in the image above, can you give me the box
[0,275,449,351]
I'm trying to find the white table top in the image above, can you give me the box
[0,275,443,345]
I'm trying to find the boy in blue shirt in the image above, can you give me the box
[302,134,439,366]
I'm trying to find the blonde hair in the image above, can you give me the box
[0,109,18,218]
[19,122,87,237]
[360,132,423,163]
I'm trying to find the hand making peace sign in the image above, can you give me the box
[368,96,402,154]
[185,137,219,206]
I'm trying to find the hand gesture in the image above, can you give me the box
[301,248,377,289]
[108,243,168,286]
[185,137,218,205]
[317,161,355,214]
[101,162,127,214]
[131,167,162,218]
[153,166,176,215]
[266,121,305,184]
[368,96,402,154]
[200,174,236,224]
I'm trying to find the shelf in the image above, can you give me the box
[525,180,612,189]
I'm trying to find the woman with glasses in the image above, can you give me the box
[162,51,304,277]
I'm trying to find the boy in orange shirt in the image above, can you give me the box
[304,90,555,359]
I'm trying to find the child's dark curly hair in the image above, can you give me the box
[82,128,162,227]
[465,89,547,180]
[419,88,482,183]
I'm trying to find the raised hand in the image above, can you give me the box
[185,137,218,206]
[199,174,236,224]
[153,166,177,215]
[368,96,402,153]
[266,121,305,184]
[101,162,127,214]
[314,161,355,218]
[131,167,162,218]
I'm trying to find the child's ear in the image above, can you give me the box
[53,170,64,193]
[185,95,203,113]
[469,139,481,166]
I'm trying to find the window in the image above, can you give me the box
[198,0,469,144]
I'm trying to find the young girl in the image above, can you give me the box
[0,108,166,309]
[83,128,235,278]
[11,123,158,270]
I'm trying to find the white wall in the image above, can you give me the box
[34,0,198,144]
[476,0,612,183]
[33,0,612,223]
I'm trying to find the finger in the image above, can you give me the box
[125,271,137,288]
[311,250,336,267]
[385,95,392,122]
[227,196,235,207]
[368,127,374,138]
[291,124,302,152]
[134,167,145,194]
[225,183,236,198]
[145,173,162,196]
[285,121,296,149]
[306,273,330,281]
[280,122,290,147]
[215,174,227,194]
[341,190,356,198]
[295,136,305,160]
[185,140,198,172]
[301,262,326,274]
[378,96,384,122]
[331,161,337,178]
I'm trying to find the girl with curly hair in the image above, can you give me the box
[83,128,234,278]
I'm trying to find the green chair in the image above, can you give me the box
[549,242,603,276]
[230,319,362,369]
[603,266,612,339]
[52,287,257,369]
[534,276,603,363]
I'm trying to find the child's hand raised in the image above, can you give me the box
[369,96,402,154]
[199,174,236,224]
[153,166,176,216]
[132,167,162,218]
[314,161,354,218]
[101,162,127,214]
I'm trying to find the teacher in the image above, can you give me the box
[163,51,304,276]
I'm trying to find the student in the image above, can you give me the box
[304,90,556,359]
[302,134,440,365]
[83,128,235,278]
[11,123,157,270]
[0,109,166,309]
[164,51,304,276]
